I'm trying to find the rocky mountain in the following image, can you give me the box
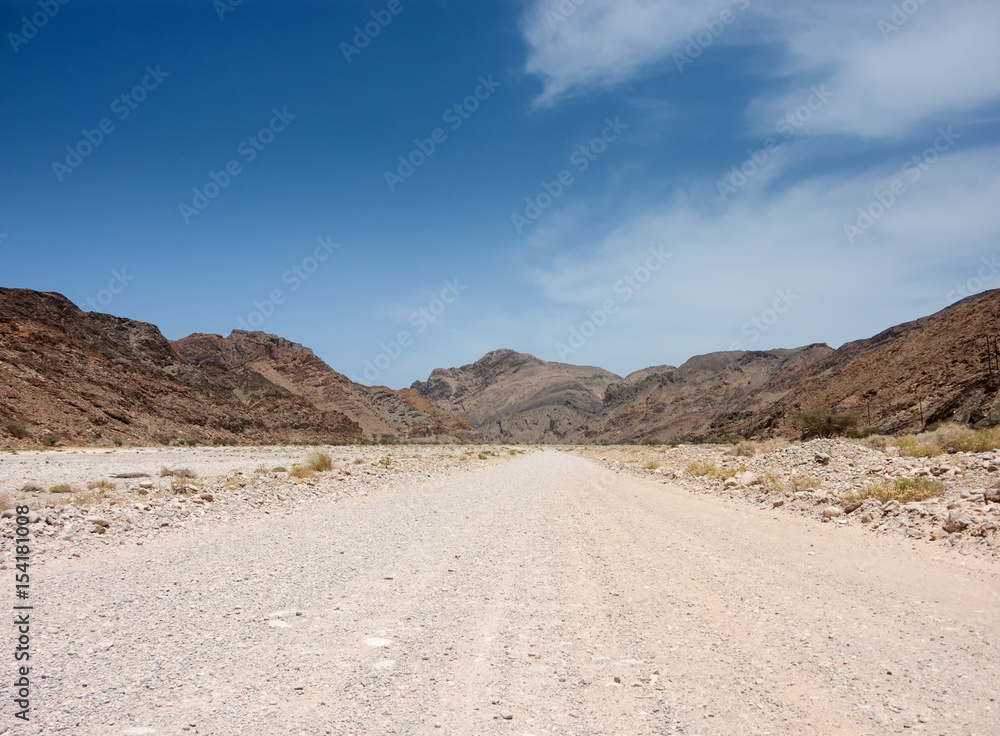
[5,285,999,447]
[411,349,620,443]
[411,291,1000,443]
[0,288,477,446]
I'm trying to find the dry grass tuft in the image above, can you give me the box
[643,461,660,470]
[49,483,75,494]
[949,426,1000,453]
[86,479,115,490]
[305,451,333,472]
[160,467,197,479]
[790,475,819,491]
[289,465,317,479]
[842,477,944,505]
[685,462,744,480]
[726,442,757,457]
[892,436,945,458]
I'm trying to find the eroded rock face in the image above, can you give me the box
[0,289,475,446]
[411,290,1000,444]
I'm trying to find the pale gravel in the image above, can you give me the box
[1,450,998,735]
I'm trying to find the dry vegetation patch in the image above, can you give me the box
[842,477,944,505]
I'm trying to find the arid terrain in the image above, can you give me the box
[1,442,998,735]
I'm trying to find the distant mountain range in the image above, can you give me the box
[2,286,999,446]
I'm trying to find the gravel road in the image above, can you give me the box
[6,451,1000,735]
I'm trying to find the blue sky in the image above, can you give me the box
[2,0,1000,388]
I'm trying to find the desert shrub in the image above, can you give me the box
[40,433,60,447]
[2,418,31,439]
[724,434,745,445]
[892,436,945,458]
[253,466,269,474]
[643,461,660,470]
[790,475,819,491]
[289,465,316,479]
[153,433,174,446]
[86,480,115,490]
[212,437,235,446]
[640,437,662,446]
[759,472,786,491]
[20,484,42,493]
[842,477,944,505]
[863,435,892,451]
[947,426,1000,453]
[271,466,288,473]
[705,436,727,445]
[49,484,74,493]
[794,410,859,439]
[727,442,757,457]
[847,427,884,439]
[305,451,333,472]
[160,467,197,478]
[685,462,744,479]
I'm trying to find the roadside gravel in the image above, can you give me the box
[1,450,998,735]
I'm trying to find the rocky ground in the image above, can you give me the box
[0,450,998,735]
[0,445,524,566]
[574,438,1000,558]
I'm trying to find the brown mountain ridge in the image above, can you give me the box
[3,286,1000,446]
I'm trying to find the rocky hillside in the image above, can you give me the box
[735,290,1000,437]
[412,291,1000,443]
[172,331,478,442]
[0,288,477,446]
[411,349,620,442]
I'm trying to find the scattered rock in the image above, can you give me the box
[943,510,971,533]
[822,506,842,519]
[815,453,832,465]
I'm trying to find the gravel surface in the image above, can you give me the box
[1,450,999,735]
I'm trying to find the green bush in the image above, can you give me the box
[794,410,859,439]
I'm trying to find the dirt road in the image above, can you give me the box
[13,452,1000,735]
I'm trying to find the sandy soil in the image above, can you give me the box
[2,450,999,735]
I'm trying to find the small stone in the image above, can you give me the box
[843,500,863,514]
[984,488,1000,503]
[500,711,513,720]
[930,529,948,540]
[139,481,154,489]
[772,499,784,508]
[86,517,110,527]
[815,453,832,465]
[943,510,971,533]
[882,500,901,513]
[613,676,621,683]
[822,506,842,519]
[199,493,214,502]
[860,510,876,523]
[1,509,15,519]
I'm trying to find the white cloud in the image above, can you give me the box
[521,0,740,106]
[522,144,1000,372]
[752,1,1000,137]
[522,0,1000,138]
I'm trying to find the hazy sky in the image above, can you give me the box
[2,0,1000,388]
